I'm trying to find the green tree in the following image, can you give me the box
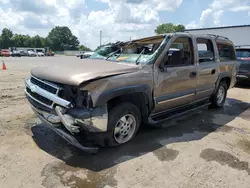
[11,34,28,47]
[41,37,47,47]
[1,28,13,48]
[30,35,43,48]
[46,26,80,51]
[154,23,185,34]
[79,45,91,51]
[23,35,32,47]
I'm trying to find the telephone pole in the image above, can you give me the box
[100,30,102,46]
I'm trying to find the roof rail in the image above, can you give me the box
[235,45,250,48]
[206,34,229,40]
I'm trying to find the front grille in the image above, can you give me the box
[26,87,53,106]
[30,77,57,94]
[25,76,71,109]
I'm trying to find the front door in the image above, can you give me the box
[153,36,198,114]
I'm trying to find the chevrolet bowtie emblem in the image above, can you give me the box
[30,85,37,93]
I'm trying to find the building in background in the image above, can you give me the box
[185,25,250,46]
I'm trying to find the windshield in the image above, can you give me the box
[89,36,167,64]
[236,49,250,58]
[89,45,119,59]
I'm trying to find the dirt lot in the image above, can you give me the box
[1,56,250,188]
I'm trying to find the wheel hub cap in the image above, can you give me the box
[217,86,225,104]
[114,114,136,144]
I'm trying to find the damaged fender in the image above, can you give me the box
[68,105,108,132]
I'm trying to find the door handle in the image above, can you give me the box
[189,71,197,78]
[211,69,216,75]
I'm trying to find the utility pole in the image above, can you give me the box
[100,30,102,46]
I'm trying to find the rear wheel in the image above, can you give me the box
[97,102,141,147]
[210,81,227,108]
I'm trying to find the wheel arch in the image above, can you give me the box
[215,73,232,92]
[95,85,153,123]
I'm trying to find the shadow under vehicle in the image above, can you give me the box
[31,98,250,171]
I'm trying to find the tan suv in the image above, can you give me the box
[25,33,238,153]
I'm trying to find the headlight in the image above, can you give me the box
[59,86,92,108]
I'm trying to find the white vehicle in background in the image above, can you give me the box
[80,51,94,59]
[27,50,36,57]
[37,52,45,57]
[76,51,84,57]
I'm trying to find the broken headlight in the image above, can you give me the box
[59,86,93,108]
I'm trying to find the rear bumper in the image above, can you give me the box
[31,105,99,154]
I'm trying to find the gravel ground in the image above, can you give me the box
[1,56,250,188]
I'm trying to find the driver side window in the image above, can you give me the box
[163,37,194,67]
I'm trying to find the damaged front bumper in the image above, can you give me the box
[25,76,108,153]
[31,105,99,154]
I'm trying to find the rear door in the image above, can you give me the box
[153,35,198,114]
[195,37,218,100]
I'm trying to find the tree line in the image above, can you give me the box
[0,26,91,51]
[0,23,184,52]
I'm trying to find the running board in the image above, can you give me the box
[148,102,211,125]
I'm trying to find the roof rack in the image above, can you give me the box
[235,45,250,48]
[206,34,229,40]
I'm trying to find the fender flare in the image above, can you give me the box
[214,73,232,94]
[94,85,153,109]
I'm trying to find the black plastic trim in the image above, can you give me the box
[95,85,153,109]
[155,89,196,104]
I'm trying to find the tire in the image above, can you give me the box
[210,81,227,108]
[97,102,141,147]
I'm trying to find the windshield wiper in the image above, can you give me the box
[116,41,135,59]
[135,48,145,65]
[106,49,120,60]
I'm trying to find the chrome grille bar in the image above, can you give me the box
[25,77,71,109]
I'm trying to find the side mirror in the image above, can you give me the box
[159,65,167,72]
[162,52,171,66]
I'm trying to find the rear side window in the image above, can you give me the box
[217,42,236,62]
[197,38,214,63]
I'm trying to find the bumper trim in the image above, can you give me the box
[32,107,99,154]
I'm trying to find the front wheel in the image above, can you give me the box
[97,102,141,147]
[210,82,227,108]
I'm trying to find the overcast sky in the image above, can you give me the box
[0,0,250,49]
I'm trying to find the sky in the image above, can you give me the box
[0,0,250,49]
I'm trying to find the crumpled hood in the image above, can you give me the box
[31,59,139,86]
